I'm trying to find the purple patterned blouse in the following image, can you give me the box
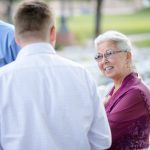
[105,72,150,150]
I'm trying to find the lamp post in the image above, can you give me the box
[56,0,74,47]
[95,0,103,37]
[4,0,13,22]
[59,0,68,33]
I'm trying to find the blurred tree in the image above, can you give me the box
[95,0,103,37]
[146,0,150,6]
[59,0,68,33]
[6,0,13,22]
[1,0,14,22]
[56,0,74,46]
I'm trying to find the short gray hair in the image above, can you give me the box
[94,30,132,52]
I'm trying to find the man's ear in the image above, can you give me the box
[49,25,56,47]
[15,33,21,46]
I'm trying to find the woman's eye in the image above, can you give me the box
[98,55,103,59]
[106,51,113,56]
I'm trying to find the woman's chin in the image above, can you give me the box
[104,72,115,79]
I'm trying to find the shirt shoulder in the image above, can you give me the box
[0,61,16,77]
[0,20,14,31]
[55,55,84,68]
[55,55,95,82]
[0,21,15,43]
[0,21,15,45]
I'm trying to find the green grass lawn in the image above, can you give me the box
[133,40,150,47]
[56,8,150,47]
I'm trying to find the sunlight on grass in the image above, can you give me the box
[56,8,150,47]
[102,15,150,34]
[133,40,150,48]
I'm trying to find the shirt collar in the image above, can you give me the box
[17,42,56,60]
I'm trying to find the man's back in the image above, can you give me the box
[0,43,111,150]
[0,20,20,67]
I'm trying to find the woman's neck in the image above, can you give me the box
[113,71,133,94]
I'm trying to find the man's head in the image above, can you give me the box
[13,1,56,47]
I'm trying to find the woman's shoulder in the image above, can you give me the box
[128,79,150,99]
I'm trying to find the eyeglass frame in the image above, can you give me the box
[94,49,128,62]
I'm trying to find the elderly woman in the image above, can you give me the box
[94,30,150,149]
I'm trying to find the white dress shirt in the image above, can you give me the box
[0,43,111,150]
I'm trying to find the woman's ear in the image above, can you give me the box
[126,51,132,61]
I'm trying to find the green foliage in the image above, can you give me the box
[134,7,150,15]
[133,40,150,48]
[67,15,95,44]
[56,8,150,47]
[102,8,150,34]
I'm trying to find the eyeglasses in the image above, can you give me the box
[94,49,127,62]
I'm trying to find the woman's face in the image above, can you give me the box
[96,41,131,80]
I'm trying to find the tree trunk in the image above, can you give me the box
[95,0,103,37]
[6,0,13,22]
